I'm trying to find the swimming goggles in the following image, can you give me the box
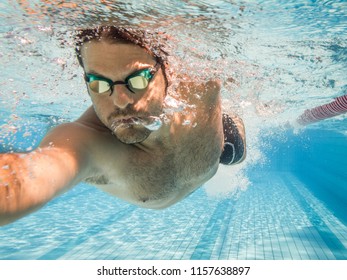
[85,63,160,95]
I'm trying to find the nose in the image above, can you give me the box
[111,86,135,109]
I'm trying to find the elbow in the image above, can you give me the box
[0,215,20,227]
[0,184,26,226]
[0,156,37,226]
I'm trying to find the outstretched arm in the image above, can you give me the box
[0,123,91,226]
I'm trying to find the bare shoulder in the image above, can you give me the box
[40,107,109,148]
[176,78,221,106]
[75,106,109,132]
[37,107,114,175]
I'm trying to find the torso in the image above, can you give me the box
[75,81,223,209]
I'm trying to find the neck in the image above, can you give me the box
[133,121,173,154]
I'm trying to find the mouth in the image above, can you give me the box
[111,117,144,128]
[110,116,162,131]
[118,117,140,124]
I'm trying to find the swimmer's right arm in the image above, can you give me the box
[0,123,93,226]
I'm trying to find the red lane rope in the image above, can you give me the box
[297,94,347,125]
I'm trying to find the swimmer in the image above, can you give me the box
[0,25,246,226]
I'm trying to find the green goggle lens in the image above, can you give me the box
[88,80,111,94]
[128,76,149,90]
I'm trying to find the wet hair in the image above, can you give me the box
[74,25,170,88]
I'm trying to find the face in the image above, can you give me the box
[81,40,166,144]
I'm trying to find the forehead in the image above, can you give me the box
[81,40,156,72]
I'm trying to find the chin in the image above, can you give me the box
[112,124,152,144]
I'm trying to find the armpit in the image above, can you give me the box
[85,174,110,185]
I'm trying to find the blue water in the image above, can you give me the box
[0,118,346,260]
[0,0,347,259]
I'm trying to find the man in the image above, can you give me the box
[0,26,245,226]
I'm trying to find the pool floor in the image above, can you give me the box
[0,170,346,260]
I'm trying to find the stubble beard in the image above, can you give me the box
[109,120,152,144]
